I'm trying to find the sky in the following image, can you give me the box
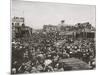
[11,0,96,29]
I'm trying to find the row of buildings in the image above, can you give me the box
[43,20,95,39]
[12,17,95,40]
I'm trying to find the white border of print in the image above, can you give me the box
[0,0,99,75]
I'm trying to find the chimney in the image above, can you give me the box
[61,20,65,24]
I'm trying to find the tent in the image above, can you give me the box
[59,58,91,70]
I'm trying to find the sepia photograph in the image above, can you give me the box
[11,0,96,74]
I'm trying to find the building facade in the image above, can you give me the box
[12,17,32,39]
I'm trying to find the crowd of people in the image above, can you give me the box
[11,31,96,74]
